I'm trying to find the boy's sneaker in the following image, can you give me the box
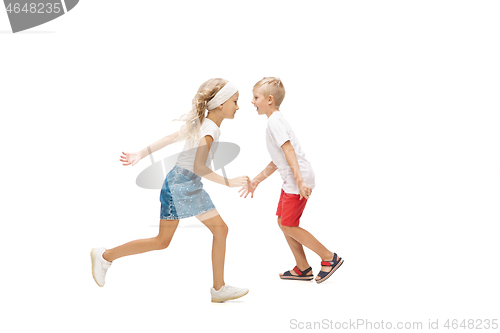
[210,285,249,303]
[91,248,112,287]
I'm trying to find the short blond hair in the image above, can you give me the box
[253,77,285,107]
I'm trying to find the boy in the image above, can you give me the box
[239,77,343,283]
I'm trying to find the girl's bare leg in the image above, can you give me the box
[103,219,180,262]
[197,209,227,290]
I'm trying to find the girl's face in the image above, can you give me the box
[220,92,239,119]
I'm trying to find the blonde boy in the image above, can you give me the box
[240,77,343,283]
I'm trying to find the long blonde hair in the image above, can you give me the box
[176,78,228,146]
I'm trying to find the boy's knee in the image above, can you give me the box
[280,224,297,236]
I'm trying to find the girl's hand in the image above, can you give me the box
[239,179,259,198]
[120,151,142,166]
[228,176,250,188]
[298,181,312,200]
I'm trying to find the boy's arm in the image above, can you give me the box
[194,135,249,188]
[281,141,312,200]
[253,161,278,184]
[121,131,180,166]
[239,161,278,198]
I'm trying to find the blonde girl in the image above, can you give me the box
[91,79,249,302]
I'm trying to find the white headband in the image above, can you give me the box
[206,82,238,111]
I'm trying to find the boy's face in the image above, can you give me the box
[251,87,271,115]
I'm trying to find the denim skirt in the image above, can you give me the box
[159,165,216,220]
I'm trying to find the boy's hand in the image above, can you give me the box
[298,180,312,200]
[120,151,143,166]
[239,179,259,198]
[228,176,250,188]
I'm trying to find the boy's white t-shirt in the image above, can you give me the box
[176,118,220,172]
[266,111,315,194]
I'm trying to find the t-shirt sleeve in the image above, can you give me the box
[268,117,290,147]
[201,122,219,142]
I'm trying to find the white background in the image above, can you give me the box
[1,1,499,332]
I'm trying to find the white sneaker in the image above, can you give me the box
[210,285,249,303]
[91,248,112,287]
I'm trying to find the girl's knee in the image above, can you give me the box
[210,221,228,239]
[216,223,229,238]
[155,236,172,250]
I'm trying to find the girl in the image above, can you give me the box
[91,78,249,302]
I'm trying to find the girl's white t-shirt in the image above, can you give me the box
[176,118,221,172]
[266,111,315,194]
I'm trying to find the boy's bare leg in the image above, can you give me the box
[279,224,335,280]
[277,217,312,276]
[103,219,180,262]
[197,209,227,291]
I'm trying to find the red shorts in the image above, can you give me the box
[276,189,308,227]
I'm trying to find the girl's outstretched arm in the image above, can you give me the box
[193,135,249,187]
[120,131,180,166]
[239,161,278,198]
